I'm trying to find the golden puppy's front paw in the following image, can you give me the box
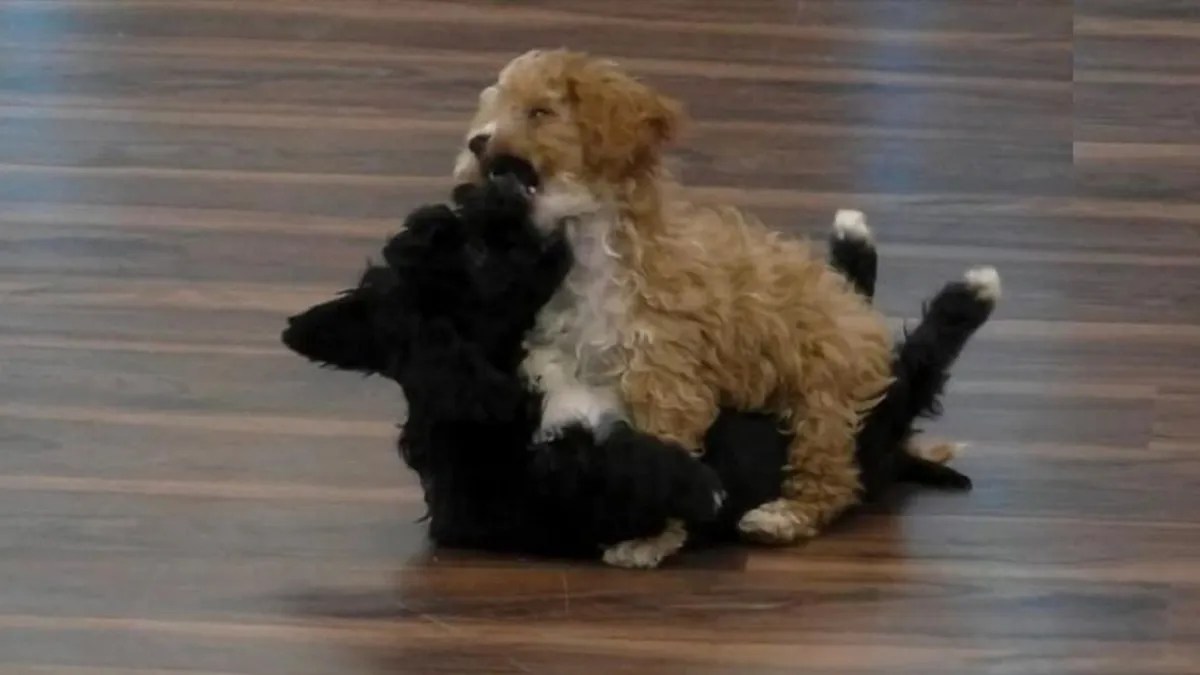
[736,499,817,545]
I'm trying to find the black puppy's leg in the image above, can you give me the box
[827,209,878,300]
[894,266,1001,488]
[896,266,1001,424]
[856,266,1001,498]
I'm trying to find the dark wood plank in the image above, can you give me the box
[0,0,1071,81]
[0,416,405,487]
[1075,0,1200,204]
[0,114,1070,196]
[0,43,1068,136]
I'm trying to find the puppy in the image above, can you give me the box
[284,174,736,559]
[453,49,987,566]
[283,169,994,565]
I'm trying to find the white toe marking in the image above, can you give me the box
[965,266,1002,302]
[833,209,872,242]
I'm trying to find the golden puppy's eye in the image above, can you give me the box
[528,106,553,120]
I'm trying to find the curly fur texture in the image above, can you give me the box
[282,170,994,567]
[281,176,778,562]
[457,49,895,548]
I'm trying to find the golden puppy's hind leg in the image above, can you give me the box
[605,328,722,568]
[737,405,866,544]
[738,289,893,545]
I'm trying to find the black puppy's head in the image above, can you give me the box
[281,262,402,376]
[281,163,566,379]
[281,189,473,377]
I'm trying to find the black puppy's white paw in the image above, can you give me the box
[964,266,1002,303]
[828,208,878,299]
[833,209,873,243]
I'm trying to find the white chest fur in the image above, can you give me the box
[521,193,628,440]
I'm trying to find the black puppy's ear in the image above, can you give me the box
[281,285,387,375]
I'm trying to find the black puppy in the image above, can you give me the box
[283,173,996,561]
[286,176,738,558]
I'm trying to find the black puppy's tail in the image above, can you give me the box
[856,267,1001,499]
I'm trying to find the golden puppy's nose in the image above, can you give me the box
[467,133,490,158]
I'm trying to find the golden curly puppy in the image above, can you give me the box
[454,49,894,568]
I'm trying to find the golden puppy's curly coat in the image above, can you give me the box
[455,49,894,568]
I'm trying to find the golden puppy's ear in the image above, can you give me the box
[567,65,685,178]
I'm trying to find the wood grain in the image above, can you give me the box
[0,0,1196,673]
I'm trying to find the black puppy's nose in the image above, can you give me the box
[467,133,490,157]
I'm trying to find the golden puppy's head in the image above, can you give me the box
[454,49,684,190]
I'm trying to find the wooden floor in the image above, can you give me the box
[1,0,1197,673]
